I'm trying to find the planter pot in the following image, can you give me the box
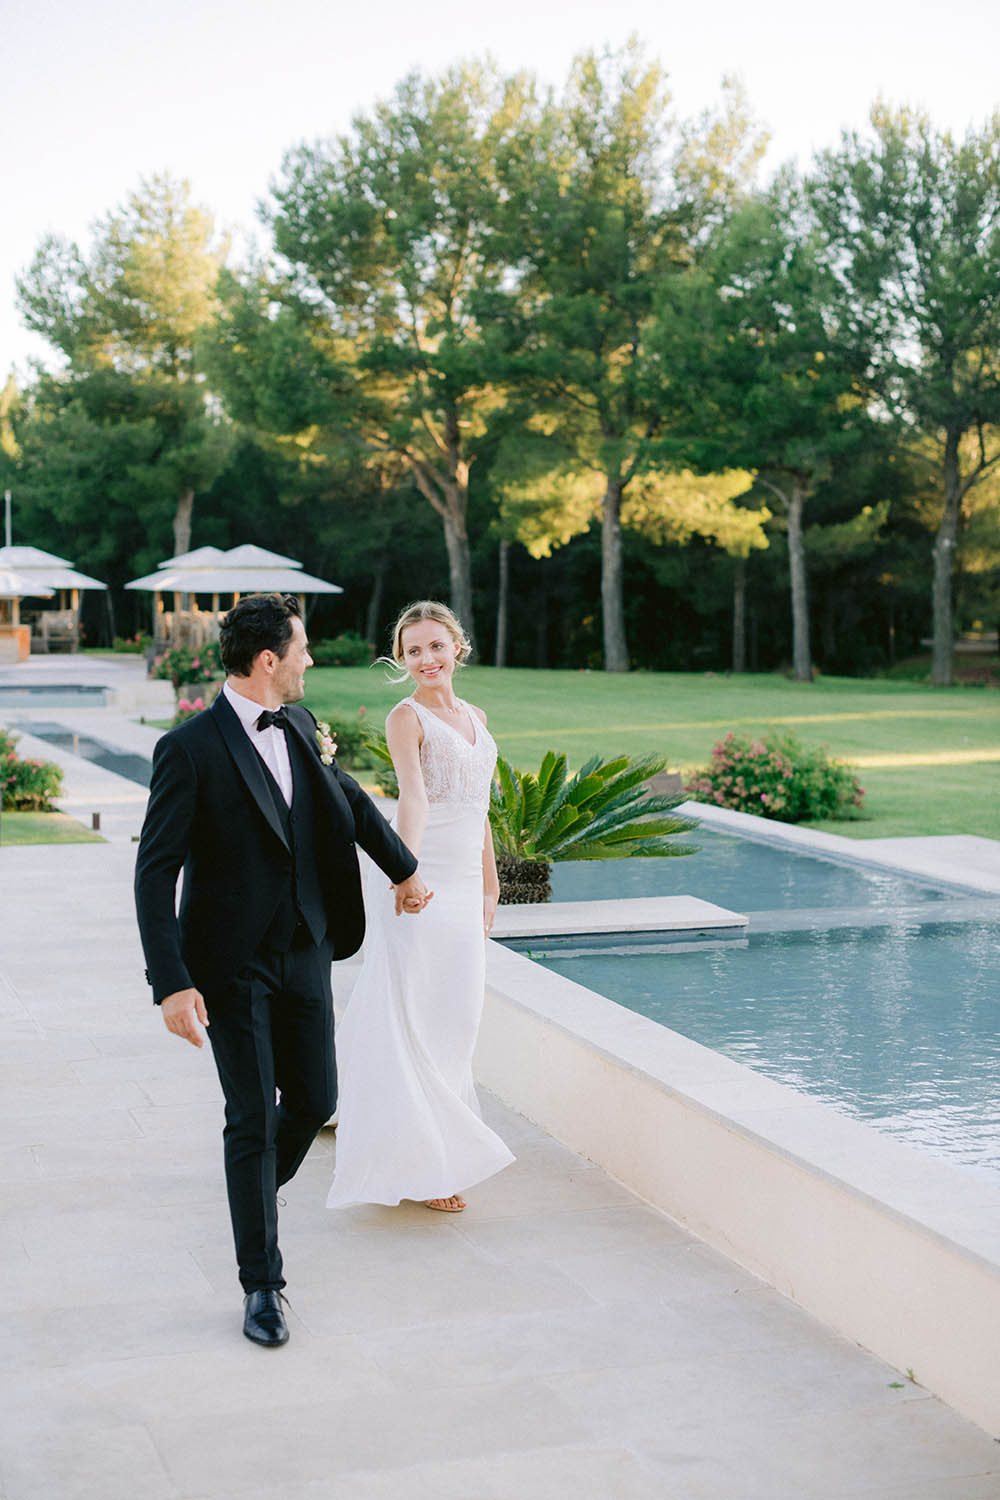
[497,855,552,905]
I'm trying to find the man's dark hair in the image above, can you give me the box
[219,593,301,677]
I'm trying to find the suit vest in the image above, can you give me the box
[258,728,327,951]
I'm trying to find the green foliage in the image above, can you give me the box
[14,176,232,595]
[151,642,222,688]
[488,750,699,863]
[685,730,865,823]
[112,632,152,654]
[0,729,65,811]
[315,709,377,768]
[362,728,400,796]
[309,632,372,668]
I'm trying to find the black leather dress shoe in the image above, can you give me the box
[243,1289,289,1347]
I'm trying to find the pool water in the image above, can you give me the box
[528,917,1000,1187]
[0,685,107,708]
[551,826,965,910]
[14,723,152,787]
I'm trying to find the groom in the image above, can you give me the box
[135,593,428,1347]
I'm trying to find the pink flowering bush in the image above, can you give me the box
[685,730,865,824]
[151,642,222,689]
[172,696,206,727]
[0,729,64,810]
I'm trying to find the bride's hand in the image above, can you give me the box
[483,888,499,936]
[393,873,433,916]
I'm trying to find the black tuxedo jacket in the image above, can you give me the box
[134,692,417,1003]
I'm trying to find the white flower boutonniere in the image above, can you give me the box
[315,721,338,765]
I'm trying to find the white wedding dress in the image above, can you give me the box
[326,696,515,1207]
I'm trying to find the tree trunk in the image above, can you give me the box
[173,488,194,614]
[442,506,474,650]
[172,488,194,557]
[365,559,385,654]
[732,556,747,673]
[495,538,510,668]
[601,478,629,672]
[787,480,811,681]
[931,430,961,687]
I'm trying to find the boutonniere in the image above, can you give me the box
[315,721,338,765]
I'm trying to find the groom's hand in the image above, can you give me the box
[161,987,209,1047]
[393,873,433,916]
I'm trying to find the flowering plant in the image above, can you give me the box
[315,721,338,765]
[151,643,222,689]
[0,728,64,810]
[172,696,206,727]
[685,729,864,824]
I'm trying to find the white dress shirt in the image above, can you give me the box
[223,681,294,807]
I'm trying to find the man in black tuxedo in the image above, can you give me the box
[135,593,428,1347]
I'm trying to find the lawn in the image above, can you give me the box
[303,667,1000,840]
[0,810,105,845]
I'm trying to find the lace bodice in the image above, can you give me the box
[402,696,497,812]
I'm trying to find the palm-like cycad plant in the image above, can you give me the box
[490,751,699,903]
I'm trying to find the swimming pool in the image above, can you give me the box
[551,825,969,910]
[510,913,1000,1188]
[12,722,152,787]
[0,684,107,708]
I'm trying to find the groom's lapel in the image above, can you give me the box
[210,692,290,851]
[284,707,338,809]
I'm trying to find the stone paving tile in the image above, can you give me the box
[149,1379,590,1495]
[0,1421,174,1500]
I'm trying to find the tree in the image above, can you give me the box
[654,183,871,680]
[16,174,231,559]
[808,107,1000,685]
[265,63,538,643]
[493,45,765,669]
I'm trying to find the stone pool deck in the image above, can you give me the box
[2,660,1000,1498]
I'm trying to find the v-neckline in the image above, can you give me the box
[413,695,477,747]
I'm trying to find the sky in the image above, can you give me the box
[3,0,998,378]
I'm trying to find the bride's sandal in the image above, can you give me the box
[425,1195,465,1213]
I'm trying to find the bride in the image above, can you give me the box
[326,600,514,1213]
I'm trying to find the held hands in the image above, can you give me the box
[161,987,209,1047]
[393,872,433,916]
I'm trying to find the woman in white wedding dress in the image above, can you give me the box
[326,601,514,1213]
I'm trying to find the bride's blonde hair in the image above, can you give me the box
[384,600,472,676]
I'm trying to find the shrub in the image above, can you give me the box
[111,632,152,654]
[318,707,376,767]
[0,729,64,810]
[172,695,208,727]
[151,642,222,688]
[309,632,372,668]
[363,727,399,796]
[685,730,865,823]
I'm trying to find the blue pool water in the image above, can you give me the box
[520,915,1000,1187]
[11,722,152,787]
[0,684,107,708]
[551,826,965,910]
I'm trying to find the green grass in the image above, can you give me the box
[303,666,1000,840]
[0,810,106,845]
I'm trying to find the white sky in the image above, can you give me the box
[3,0,998,378]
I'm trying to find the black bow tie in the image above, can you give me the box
[256,707,289,732]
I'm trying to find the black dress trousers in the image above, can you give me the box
[206,934,337,1292]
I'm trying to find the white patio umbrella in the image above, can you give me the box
[0,569,54,633]
[0,545,107,594]
[124,544,342,640]
[0,568,55,599]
